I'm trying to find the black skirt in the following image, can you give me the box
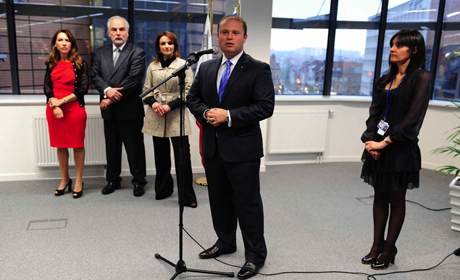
[361,141,421,191]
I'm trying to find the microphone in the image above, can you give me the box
[189,46,219,56]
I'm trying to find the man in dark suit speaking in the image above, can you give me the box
[91,16,147,197]
[186,15,274,279]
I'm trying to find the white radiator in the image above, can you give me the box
[267,110,329,154]
[34,115,106,166]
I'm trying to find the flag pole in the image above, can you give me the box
[195,0,214,187]
[235,0,241,17]
[209,0,214,34]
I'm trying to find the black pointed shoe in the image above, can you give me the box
[198,245,236,259]
[237,262,264,279]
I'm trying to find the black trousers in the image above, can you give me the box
[204,147,267,265]
[104,118,147,186]
[152,136,197,204]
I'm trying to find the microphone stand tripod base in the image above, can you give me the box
[155,253,234,279]
[195,177,208,186]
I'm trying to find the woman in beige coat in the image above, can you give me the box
[142,31,197,207]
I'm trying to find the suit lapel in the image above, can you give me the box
[105,45,115,75]
[210,58,221,106]
[220,53,248,105]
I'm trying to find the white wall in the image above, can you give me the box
[265,97,460,173]
[1,96,458,181]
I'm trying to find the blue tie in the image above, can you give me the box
[218,60,232,102]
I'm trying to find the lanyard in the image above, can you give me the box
[384,79,401,121]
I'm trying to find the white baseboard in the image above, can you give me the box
[265,156,361,166]
[0,166,105,182]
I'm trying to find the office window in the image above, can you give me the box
[387,0,439,23]
[6,0,216,94]
[13,1,127,93]
[333,29,378,96]
[272,0,383,96]
[271,28,327,95]
[271,0,330,95]
[272,0,330,19]
[337,0,381,21]
[434,0,460,101]
[0,0,11,93]
[134,1,225,68]
[334,0,381,96]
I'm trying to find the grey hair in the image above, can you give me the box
[107,16,130,30]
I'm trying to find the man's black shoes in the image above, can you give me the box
[102,182,120,195]
[133,184,145,197]
[237,262,264,279]
[198,245,236,259]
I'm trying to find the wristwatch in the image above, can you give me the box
[384,137,389,143]
[63,98,67,103]
[225,110,230,122]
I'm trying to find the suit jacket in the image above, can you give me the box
[91,42,146,120]
[187,52,275,163]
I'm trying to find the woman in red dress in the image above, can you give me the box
[44,29,89,198]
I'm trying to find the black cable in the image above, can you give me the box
[183,227,460,279]
[406,199,451,211]
[183,227,373,277]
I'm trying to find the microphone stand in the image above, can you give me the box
[139,55,234,279]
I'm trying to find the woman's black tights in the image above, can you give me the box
[368,188,407,262]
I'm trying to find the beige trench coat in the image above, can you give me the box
[142,58,193,137]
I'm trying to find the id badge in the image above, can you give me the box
[377,119,389,136]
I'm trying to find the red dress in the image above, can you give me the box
[46,61,87,148]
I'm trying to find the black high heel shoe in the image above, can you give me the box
[73,182,84,199]
[361,243,386,264]
[371,247,398,270]
[55,179,72,196]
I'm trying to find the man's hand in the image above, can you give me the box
[106,87,123,101]
[206,108,227,127]
[100,99,114,110]
[53,107,64,118]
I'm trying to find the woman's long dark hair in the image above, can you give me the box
[154,31,182,63]
[45,29,82,69]
[379,29,426,88]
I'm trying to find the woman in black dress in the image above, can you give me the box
[360,29,431,270]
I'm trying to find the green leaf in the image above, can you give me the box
[435,165,460,177]
[432,146,460,156]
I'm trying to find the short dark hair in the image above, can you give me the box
[380,29,426,87]
[217,15,247,36]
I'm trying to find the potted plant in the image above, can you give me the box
[433,100,460,232]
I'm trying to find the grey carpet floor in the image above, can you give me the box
[0,163,459,280]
